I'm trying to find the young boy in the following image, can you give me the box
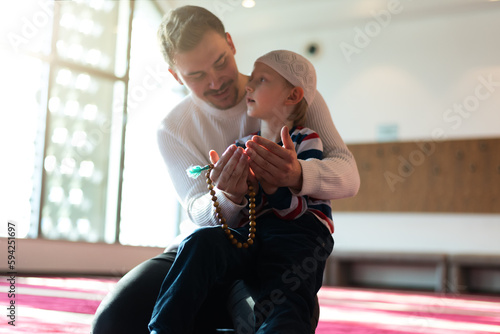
[234,50,333,233]
[149,50,334,334]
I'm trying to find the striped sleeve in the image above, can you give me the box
[264,127,323,221]
[292,127,323,161]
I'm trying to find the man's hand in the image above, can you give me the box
[245,126,303,193]
[209,145,250,204]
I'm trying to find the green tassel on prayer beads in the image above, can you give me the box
[186,164,210,179]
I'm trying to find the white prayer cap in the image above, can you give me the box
[255,50,316,105]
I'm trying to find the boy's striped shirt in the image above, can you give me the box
[235,126,334,233]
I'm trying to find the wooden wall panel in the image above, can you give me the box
[333,138,500,213]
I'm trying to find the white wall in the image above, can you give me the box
[224,0,500,255]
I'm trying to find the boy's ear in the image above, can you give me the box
[285,87,304,105]
[169,68,184,85]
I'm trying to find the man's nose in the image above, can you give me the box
[207,70,223,90]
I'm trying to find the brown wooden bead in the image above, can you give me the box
[207,164,256,249]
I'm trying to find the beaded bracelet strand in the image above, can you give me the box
[187,164,257,248]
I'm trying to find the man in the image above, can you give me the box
[92,5,359,334]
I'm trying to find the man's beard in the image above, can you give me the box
[204,80,240,110]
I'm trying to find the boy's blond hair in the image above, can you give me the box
[290,97,308,127]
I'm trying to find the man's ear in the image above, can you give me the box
[168,68,184,85]
[225,32,236,54]
[285,87,304,105]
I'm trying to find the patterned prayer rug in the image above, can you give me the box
[1,276,500,333]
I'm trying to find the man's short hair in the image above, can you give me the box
[157,5,226,68]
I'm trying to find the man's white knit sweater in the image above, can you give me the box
[157,90,359,229]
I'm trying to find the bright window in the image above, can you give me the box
[0,0,184,248]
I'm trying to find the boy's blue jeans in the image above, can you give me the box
[149,212,334,334]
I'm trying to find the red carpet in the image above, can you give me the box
[1,276,499,333]
[316,288,500,333]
